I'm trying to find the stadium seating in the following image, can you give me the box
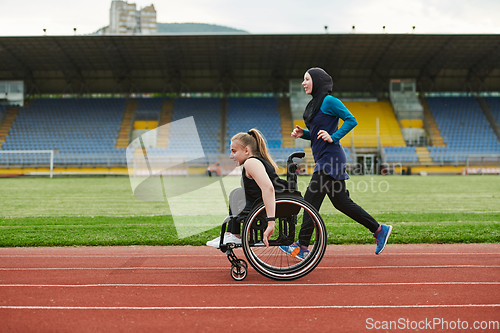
[226,97,302,162]
[134,98,163,121]
[164,97,221,159]
[484,97,500,125]
[384,146,419,163]
[426,97,500,163]
[335,101,414,164]
[340,101,406,148]
[0,98,127,165]
[0,97,396,168]
[0,106,5,123]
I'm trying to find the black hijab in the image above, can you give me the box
[303,67,333,123]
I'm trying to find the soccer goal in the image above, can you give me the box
[0,150,54,178]
[464,154,500,175]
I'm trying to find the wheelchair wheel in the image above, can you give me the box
[241,196,327,280]
[230,260,248,281]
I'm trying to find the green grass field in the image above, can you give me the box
[0,175,499,247]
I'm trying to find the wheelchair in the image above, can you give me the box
[218,152,327,281]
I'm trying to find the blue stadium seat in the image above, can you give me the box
[384,146,418,163]
[226,97,288,158]
[165,98,221,157]
[134,98,164,120]
[426,97,500,163]
[0,98,127,166]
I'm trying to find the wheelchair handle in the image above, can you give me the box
[286,151,306,190]
[286,151,305,164]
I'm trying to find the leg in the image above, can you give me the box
[327,179,380,233]
[226,218,241,235]
[206,203,241,248]
[226,205,242,241]
[298,171,328,247]
[327,179,392,254]
[227,188,245,235]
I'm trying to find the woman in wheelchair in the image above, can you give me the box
[206,129,326,281]
[206,128,286,248]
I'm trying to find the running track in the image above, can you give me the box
[0,244,499,332]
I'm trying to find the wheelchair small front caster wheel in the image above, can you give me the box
[230,262,247,281]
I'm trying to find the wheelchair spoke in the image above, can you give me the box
[242,196,327,280]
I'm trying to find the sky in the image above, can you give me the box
[1,0,499,36]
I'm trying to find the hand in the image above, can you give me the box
[263,221,275,247]
[291,125,303,139]
[317,130,333,143]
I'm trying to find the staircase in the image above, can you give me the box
[415,147,433,165]
[477,97,500,141]
[0,107,20,149]
[421,98,446,147]
[277,98,294,148]
[156,99,174,149]
[115,100,138,149]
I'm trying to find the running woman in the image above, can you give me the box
[280,67,392,258]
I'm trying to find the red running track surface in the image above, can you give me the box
[0,244,499,332]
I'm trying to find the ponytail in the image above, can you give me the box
[231,128,279,172]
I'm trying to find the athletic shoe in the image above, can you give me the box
[206,236,221,248]
[206,233,242,248]
[224,233,242,245]
[374,224,393,255]
[279,241,309,260]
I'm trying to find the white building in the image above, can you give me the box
[140,5,157,35]
[107,1,157,35]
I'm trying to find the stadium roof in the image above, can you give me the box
[0,34,499,95]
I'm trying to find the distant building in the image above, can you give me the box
[139,5,157,35]
[105,0,157,35]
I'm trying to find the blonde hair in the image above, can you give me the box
[231,128,278,172]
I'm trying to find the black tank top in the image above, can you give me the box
[242,156,287,207]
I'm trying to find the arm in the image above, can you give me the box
[321,96,358,143]
[291,125,311,140]
[244,158,275,247]
[302,129,311,140]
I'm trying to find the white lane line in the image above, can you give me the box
[0,253,498,258]
[0,265,498,271]
[0,304,498,310]
[0,282,498,288]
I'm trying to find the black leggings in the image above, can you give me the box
[299,169,380,246]
[226,188,248,235]
[226,209,241,235]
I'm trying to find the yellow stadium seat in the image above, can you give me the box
[400,119,423,128]
[133,120,158,130]
[339,101,406,148]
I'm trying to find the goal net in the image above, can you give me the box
[0,150,54,178]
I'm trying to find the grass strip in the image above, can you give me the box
[0,213,498,247]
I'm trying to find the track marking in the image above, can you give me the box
[0,265,498,271]
[0,252,498,258]
[0,282,498,288]
[0,304,498,310]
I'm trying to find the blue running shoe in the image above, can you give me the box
[279,241,309,260]
[374,224,392,255]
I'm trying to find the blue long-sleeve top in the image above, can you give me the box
[301,95,357,180]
